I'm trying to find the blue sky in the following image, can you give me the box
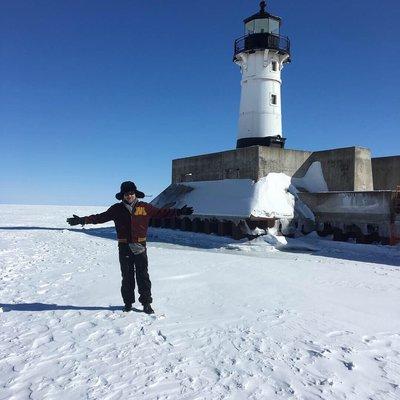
[1,0,399,206]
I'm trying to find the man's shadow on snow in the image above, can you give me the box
[0,226,117,239]
[0,226,232,249]
[1,226,399,267]
[0,302,144,313]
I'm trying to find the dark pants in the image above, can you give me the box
[118,243,152,306]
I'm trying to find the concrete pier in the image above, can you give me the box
[173,145,374,192]
[298,190,400,244]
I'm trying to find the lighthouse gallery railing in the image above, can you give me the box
[234,33,291,59]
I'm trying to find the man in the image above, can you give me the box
[66,181,193,314]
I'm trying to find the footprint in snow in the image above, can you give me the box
[32,334,54,349]
[362,335,377,344]
[150,313,166,320]
[342,360,355,370]
[157,330,167,341]
[340,346,352,354]
[73,321,96,330]
[307,349,324,358]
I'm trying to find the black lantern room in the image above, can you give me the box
[234,1,291,61]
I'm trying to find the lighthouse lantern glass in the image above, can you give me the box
[245,18,280,36]
[255,18,268,33]
[269,19,280,35]
[245,20,255,34]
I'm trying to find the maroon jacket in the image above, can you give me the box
[84,201,178,244]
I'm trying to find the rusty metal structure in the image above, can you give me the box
[149,216,275,241]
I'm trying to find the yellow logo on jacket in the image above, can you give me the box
[134,206,147,216]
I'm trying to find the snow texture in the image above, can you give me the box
[251,174,295,218]
[154,173,315,220]
[1,204,400,400]
[292,162,329,193]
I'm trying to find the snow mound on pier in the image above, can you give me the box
[152,173,314,221]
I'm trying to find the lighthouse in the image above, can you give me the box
[152,0,397,244]
[234,1,291,148]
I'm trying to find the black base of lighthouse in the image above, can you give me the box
[236,136,286,149]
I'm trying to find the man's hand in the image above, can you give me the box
[67,214,86,226]
[178,205,194,216]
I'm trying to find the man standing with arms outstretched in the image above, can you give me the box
[67,181,193,314]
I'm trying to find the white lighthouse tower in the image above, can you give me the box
[234,1,291,148]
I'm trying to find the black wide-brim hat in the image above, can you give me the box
[115,181,145,200]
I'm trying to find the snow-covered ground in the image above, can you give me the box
[1,204,400,400]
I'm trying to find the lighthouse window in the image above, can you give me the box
[255,19,268,34]
[272,61,278,71]
[271,94,278,105]
[245,21,255,34]
[269,19,280,35]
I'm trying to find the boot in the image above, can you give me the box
[143,303,154,314]
[123,304,132,312]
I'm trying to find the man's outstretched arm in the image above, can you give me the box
[145,204,193,219]
[67,206,115,226]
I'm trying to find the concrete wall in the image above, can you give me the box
[172,146,311,184]
[298,191,399,241]
[257,147,311,179]
[298,191,394,222]
[172,145,374,192]
[172,146,259,183]
[294,146,373,191]
[372,156,400,190]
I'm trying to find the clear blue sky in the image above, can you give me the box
[1,0,399,206]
